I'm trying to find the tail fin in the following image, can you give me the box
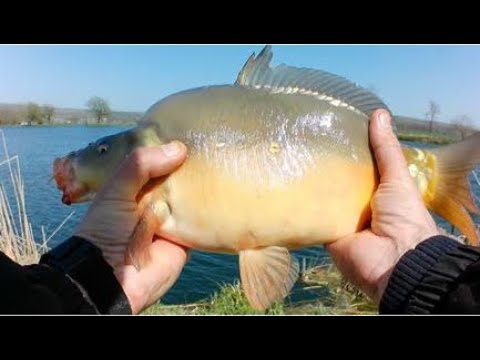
[429,132,480,245]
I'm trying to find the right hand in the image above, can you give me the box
[75,142,189,314]
[325,109,439,303]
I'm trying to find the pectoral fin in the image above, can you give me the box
[239,246,299,311]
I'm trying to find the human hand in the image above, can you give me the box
[325,109,439,303]
[74,141,188,314]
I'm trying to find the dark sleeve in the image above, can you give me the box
[379,235,480,314]
[0,237,132,314]
[0,251,96,314]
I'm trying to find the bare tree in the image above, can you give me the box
[42,104,55,124]
[452,114,474,140]
[86,96,111,124]
[25,102,43,126]
[425,100,440,133]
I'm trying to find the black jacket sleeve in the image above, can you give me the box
[380,235,480,314]
[0,251,97,314]
[0,237,132,314]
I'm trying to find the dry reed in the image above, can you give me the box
[0,130,73,265]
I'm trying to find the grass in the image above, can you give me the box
[143,282,286,315]
[397,130,457,145]
[293,263,377,314]
[142,263,377,315]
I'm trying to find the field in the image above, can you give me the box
[394,115,476,144]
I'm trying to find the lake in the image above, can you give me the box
[2,125,479,305]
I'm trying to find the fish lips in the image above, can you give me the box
[53,156,92,205]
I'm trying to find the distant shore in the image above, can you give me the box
[397,131,457,145]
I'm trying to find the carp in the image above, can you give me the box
[53,46,480,310]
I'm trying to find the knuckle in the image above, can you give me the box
[129,148,149,174]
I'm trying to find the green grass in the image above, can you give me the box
[397,130,457,145]
[142,264,377,315]
[143,282,285,315]
[293,264,377,315]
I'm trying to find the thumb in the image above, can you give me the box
[369,109,411,184]
[105,141,188,201]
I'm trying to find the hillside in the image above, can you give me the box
[394,115,473,135]
[0,102,143,125]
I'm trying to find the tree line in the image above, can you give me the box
[0,96,112,125]
[425,100,475,140]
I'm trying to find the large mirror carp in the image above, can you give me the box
[53,46,480,310]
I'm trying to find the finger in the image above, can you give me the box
[369,109,411,184]
[139,239,188,301]
[115,239,188,314]
[107,141,187,200]
[325,230,380,280]
[325,231,365,258]
[325,231,385,302]
[149,239,189,271]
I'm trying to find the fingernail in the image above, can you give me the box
[162,142,181,157]
[378,111,390,129]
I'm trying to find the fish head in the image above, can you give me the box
[53,131,136,205]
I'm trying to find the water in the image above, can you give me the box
[2,126,479,305]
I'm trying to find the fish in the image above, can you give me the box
[53,46,480,310]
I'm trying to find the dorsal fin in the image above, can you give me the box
[235,45,390,117]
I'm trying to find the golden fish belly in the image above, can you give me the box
[157,152,377,254]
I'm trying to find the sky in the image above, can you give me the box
[0,45,479,125]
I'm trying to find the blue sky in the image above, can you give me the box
[0,45,479,125]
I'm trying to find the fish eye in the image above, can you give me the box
[97,144,109,155]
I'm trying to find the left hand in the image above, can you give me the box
[325,110,439,303]
[75,141,188,314]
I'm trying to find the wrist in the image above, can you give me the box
[379,235,459,313]
[41,236,133,314]
[73,232,158,314]
[113,267,148,315]
[372,229,440,303]
[410,227,441,250]
[73,230,124,269]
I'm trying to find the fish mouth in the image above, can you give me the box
[53,157,92,205]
